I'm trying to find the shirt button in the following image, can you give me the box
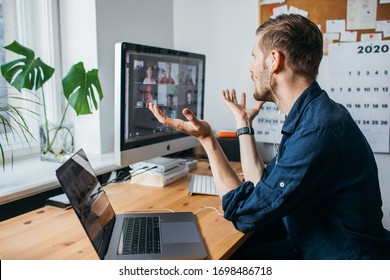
[279,182,285,188]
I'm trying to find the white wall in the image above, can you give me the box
[173,0,259,132]
[59,0,101,154]
[59,0,389,229]
[95,0,175,153]
[59,0,174,155]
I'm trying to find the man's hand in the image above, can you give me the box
[149,101,243,198]
[222,89,266,183]
[148,103,213,140]
[222,89,264,127]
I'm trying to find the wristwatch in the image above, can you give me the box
[236,126,255,137]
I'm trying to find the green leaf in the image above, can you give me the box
[0,94,36,170]
[0,41,54,92]
[62,62,104,115]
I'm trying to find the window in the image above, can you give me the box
[0,0,15,135]
[0,0,62,161]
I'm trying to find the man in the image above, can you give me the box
[149,14,390,259]
[186,90,193,105]
[160,63,175,84]
[165,94,175,118]
[143,86,154,107]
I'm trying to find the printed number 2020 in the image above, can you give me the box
[357,44,389,54]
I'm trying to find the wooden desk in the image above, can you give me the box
[0,161,248,260]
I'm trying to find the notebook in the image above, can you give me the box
[55,149,208,260]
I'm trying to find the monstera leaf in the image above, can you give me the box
[0,41,54,92]
[62,62,104,115]
[0,41,105,166]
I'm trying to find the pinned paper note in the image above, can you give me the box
[340,31,358,42]
[376,20,390,38]
[260,0,286,5]
[324,33,341,40]
[326,20,346,33]
[272,5,288,16]
[288,6,309,17]
[270,4,309,18]
[361,33,383,41]
[347,0,377,30]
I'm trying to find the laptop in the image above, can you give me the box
[55,148,208,260]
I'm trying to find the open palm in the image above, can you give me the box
[148,104,212,140]
[222,89,264,124]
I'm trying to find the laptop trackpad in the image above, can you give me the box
[161,222,200,244]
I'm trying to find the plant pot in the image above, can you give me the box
[39,121,74,163]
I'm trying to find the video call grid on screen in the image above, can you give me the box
[123,50,204,146]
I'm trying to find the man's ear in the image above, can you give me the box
[270,50,284,74]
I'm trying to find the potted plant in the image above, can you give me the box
[0,93,35,169]
[0,40,103,163]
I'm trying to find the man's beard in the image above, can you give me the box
[253,71,273,102]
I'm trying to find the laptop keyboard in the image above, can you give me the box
[119,216,161,255]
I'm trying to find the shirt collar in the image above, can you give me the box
[281,81,323,135]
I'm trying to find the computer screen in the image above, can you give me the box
[115,42,205,167]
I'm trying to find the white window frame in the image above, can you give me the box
[1,0,63,160]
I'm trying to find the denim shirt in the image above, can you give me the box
[222,82,390,259]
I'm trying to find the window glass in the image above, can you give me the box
[0,0,61,159]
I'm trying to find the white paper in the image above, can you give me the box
[288,6,309,17]
[340,31,358,42]
[379,0,390,4]
[327,41,390,153]
[383,27,390,38]
[253,103,283,144]
[260,0,286,5]
[347,0,377,30]
[326,20,346,33]
[376,20,390,37]
[361,33,383,41]
[272,5,288,16]
[324,33,341,40]
[376,20,390,31]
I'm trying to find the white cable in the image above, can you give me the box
[194,206,223,216]
[269,72,283,164]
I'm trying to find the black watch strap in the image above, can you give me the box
[236,126,254,137]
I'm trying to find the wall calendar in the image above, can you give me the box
[327,41,390,153]
[253,103,283,145]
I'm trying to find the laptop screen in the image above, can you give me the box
[55,149,116,259]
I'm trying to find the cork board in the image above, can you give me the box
[259,0,390,42]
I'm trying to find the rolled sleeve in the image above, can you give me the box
[222,181,254,221]
[222,178,285,233]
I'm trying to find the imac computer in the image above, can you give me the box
[114,42,206,167]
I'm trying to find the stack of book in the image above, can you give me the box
[129,157,189,187]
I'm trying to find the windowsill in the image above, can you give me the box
[0,152,119,205]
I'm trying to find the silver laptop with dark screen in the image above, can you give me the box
[55,149,207,260]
